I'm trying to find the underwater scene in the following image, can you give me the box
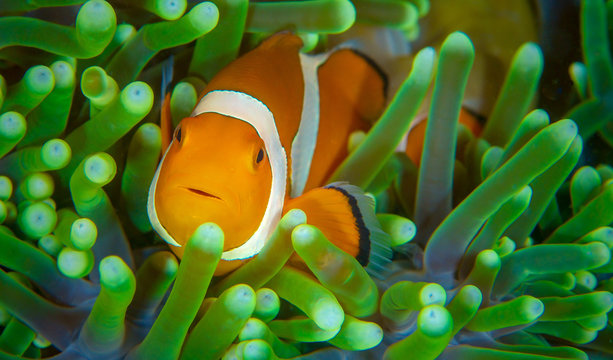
[0,0,612,359]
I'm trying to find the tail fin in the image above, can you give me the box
[285,182,392,278]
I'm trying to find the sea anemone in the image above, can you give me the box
[0,0,611,359]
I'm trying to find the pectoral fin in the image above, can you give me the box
[285,182,392,278]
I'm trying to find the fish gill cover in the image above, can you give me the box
[0,0,611,359]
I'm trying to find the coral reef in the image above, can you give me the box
[0,0,611,359]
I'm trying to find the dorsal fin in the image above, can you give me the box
[160,92,173,151]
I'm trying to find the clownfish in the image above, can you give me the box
[147,33,391,275]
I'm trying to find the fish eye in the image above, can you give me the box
[175,126,182,143]
[256,148,264,164]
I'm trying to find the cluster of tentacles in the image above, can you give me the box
[0,0,611,359]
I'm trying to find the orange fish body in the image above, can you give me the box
[148,34,390,275]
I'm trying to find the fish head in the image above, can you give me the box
[150,112,273,267]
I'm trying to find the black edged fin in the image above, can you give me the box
[347,48,389,99]
[318,48,388,122]
[325,182,393,279]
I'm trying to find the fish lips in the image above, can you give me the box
[182,186,222,201]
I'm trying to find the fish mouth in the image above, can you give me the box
[182,187,222,201]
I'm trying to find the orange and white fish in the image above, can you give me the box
[148,33,391,275]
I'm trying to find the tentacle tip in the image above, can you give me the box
[242,339,272,360]
[157,0,187,20]
[417,46,436,62]
[99,255,132,287]
[587,241,612,266]
[27,65,55,95]
[420,283,447,306]
[77,0,117,36]
[520,297,544,321]
[458,285,483,305]
[58,248,93,278]
[224,284,256,315]
[417,305,453,338]
[189,222,225,255]
[557,118,579,138]
[519,42,544,59]
[0,111,26,139]
[314,300,344,331]
[291,223,318,246]
[188,1,220,33]
[283,208,308,229]
[50,61,76,88]
[255,287,278,303]
[442,31,475,56]
[121,81,154,115]
[477,249,501,268]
